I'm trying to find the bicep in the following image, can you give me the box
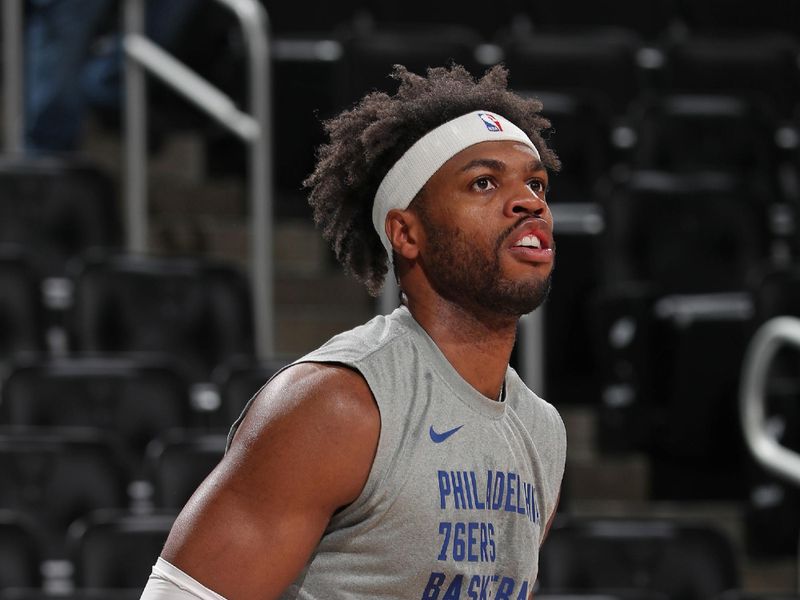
[159,461,328,600]
[160,364,380,600]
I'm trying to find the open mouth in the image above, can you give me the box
[507,226,554,264]
[512,234,543,249]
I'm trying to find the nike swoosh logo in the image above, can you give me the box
[429,425,464,443]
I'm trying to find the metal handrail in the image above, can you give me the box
[2,0,24,154]
[123,0,274,359]
[740,316,800,488]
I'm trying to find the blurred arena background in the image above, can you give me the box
[0,0,800,597]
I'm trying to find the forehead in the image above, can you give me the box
[437,140,542,175]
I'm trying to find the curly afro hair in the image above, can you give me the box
[304,63,561,296]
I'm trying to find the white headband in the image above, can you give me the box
[372,110,540,258]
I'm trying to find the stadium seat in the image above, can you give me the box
[270,44,344,210]
[0,428,130,555]
[518,0,678,41]
[744,460,800,558]
[0,252,45,369]
[0,158,120,277]
[542,203,605,405]
[258,0,365,35]
[339,23,484,108]
[753,267,800,321]
[602,170,768,293]
[645,307,752,500]
[591,281,754,498]
[0,510,43,590]
[676,0,800,37]
[68,510,175,589]
[535,92,615,205]
[69,254,254,382]
[1,356,192,465]
[538,516,740,600]
[589,282,668,454]
[145,431,227,509]
[365,0,518,40]
[205,33,345,216]
[661,35,800,117]
[630,94,778,181]
[502,29,643,116]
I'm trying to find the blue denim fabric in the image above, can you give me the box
[25,0,200,153]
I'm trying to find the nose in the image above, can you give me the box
[503,184,548,220]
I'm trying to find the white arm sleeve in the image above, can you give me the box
[140,557,228,600]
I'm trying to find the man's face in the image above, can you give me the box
[412,140,555,318]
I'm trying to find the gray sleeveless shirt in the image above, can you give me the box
[229,306,566,600]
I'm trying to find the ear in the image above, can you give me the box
[385,208,421,261]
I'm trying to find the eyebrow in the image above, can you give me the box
[459,158,546,173]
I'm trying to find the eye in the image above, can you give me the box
[528,179,547,195]
[471,176,497,192]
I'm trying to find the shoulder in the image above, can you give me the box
[272,360,375,404]
[300,308,415,366]
[506,370,564,427]
[228,362,380,508]
[233,361,379,444]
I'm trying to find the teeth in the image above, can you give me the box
[515,235,541,249]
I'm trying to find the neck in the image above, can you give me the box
[405,293,518,401]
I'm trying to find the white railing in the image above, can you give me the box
[740,315,800,488]
[740,315,800,591]
[123,0,274,358]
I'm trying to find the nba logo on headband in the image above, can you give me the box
[478,112,503,132]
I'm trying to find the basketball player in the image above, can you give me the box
[140,64,567,600]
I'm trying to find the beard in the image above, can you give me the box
[417,211,553,319]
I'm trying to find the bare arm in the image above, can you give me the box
[159,363,380,600]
